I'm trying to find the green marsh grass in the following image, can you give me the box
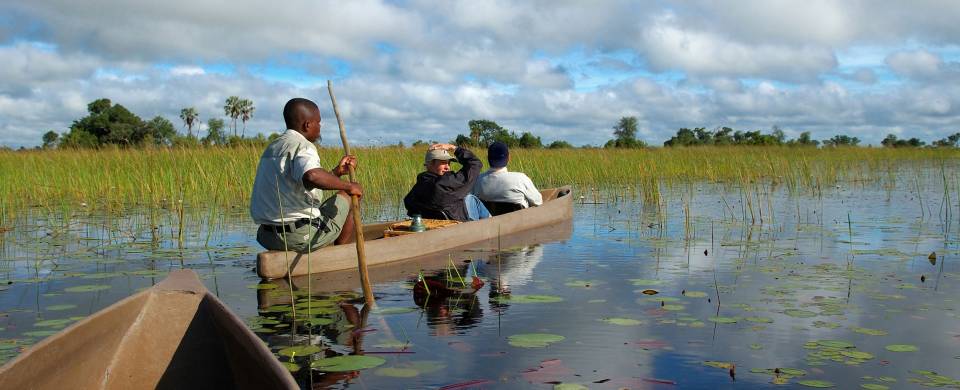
[2,146,959,218]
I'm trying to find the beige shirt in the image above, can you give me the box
[250,129,324,225]
[472,167,543,208]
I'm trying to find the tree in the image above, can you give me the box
[42,131,59,149]
[933,132,960,147]
[239,99,255,137]
[68,98,149,147]
[145,116,176,146]
[224,96,242,137]
[607,116,645,148]
[517,132,543,148]
[547,140,573,149]
[467,119,508,147]
[822,134,860,147]
[454,134,473,147]
[179,107,199,137]
[204,118,227,145]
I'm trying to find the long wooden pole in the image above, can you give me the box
[327,80,375,306]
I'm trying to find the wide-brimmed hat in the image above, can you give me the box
[487,141,509,168]
[424,149,457,164]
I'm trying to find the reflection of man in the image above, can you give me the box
[403,143,490,221]
[482,245,544,294]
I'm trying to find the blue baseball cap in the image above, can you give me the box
[487,141,509,168]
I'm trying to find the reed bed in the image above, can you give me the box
[1,146,957,216]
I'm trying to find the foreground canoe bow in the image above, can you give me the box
[0,270,297,390]
[257,186,573,279]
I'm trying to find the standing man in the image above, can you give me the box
[404,143,490,221]
[472,141,542,215]
[250,98,362,253]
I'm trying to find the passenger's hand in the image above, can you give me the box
[333,155,357,177]
[430,143,457,152]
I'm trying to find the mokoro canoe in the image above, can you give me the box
[0,270,297,390]
[257,186,573,279]
[258,219,572,309]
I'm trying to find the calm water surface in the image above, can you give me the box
[1,177,958,389]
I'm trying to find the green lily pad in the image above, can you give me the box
[798,379,835,388]
[22,330,58,337]
[785,309,817,318]
[45,304,77,311]
[278,345,321,357]
[703,361,734,369]
[554,384,589,390]
[885,344,918,352]
[629,279,663,286]
[661,304,685,311]
[601,318,643,326]
[502,295,563,304]
[683,291,708,298]
[310,355,385,372]
[508,333,565,348]
[750,343,762,350]
[34,319,74,328]
[374,307,418,315]
[281,362,301,372]
[860,384,888,390]
[816,340,854,349]
[851,326,887,336]
[247,283,278,290]
[564,280,596,288]
[708,316,738,324]
[745,316,773,323]
[372,339,410,349]
[64,285,110,293]
[840,351,874,360]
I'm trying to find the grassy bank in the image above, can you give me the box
[1,146,958,214]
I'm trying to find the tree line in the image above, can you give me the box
[33,100,960,150]
[41,96,257,149]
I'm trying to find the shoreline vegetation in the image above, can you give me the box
[2,146,958,215]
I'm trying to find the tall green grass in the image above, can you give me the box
[1,145,957,217]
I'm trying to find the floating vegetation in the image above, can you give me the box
[600,318,643,326]
[508,333,565,348]
[798,379,836,388]
[375,361,445,378]
[310,355,386,372]
[850,326,888,336]
[884,344,918,352]
[495,295,563,304]
[64,285,111,293]
[277,345,321,357]
[708,316,738,324]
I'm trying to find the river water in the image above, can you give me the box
[1,176,958,389]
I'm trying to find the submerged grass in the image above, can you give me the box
[1,146,958,216]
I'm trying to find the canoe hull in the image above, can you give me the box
[257,186,573,279]
[0,270,297,390]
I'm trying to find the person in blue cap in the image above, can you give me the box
[404,143,490,221]
[472,141,542,215]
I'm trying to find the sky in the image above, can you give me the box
[2,0,960,148]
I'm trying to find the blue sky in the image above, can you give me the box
[2,0,960,147]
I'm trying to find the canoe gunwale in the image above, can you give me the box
[257,186,573,279]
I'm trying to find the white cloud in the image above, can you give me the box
[885,50,943,79]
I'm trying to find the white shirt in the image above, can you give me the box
[250,129,324,224]
[472,167,543,208]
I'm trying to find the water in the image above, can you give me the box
[1,177,959,389]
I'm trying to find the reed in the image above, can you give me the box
[1,146,958,217]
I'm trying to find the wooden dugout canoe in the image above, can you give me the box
[257,186,573,279]
[0,270,297,390]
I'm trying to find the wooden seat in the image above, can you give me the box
[482,200,524,216]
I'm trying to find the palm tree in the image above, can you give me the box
[239,99,255,137]
[224,96,242,137]
[179,107,199,137]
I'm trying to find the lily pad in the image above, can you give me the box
[23,330,58,337]
[310,355,385,372]
[816,340,854,349]
[64,285,110,293]
[629,279,663,286]
[798,379,835,388]
[861,384,888,390]
[745,316,773,323]
[554,384,589,390]
[661,304,685,311]
[601,318,643,326]
[375,367,419,377]
[703,361,734,369]
[281,362,301,372]
[785,309,817,318]
[247,283,278,290]
[851,326,887,336]
[683,291,708,298]
[884,344,918,352]
[508,333,565,348]
[34,319,74,328]
[45,304,77,311]
[374,307,418,315]
[708,316,738,324]
[840,351,874,360]
[564,280,596,288]
[278,345,321,357]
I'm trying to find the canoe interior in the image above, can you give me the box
[0,270,295,390]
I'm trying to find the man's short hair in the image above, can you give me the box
[283,98,319,129]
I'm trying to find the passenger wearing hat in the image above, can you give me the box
[404,143,491,221]
[472,141,542,215]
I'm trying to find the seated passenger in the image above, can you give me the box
[472,141,542,215]
[404,143,490,222]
